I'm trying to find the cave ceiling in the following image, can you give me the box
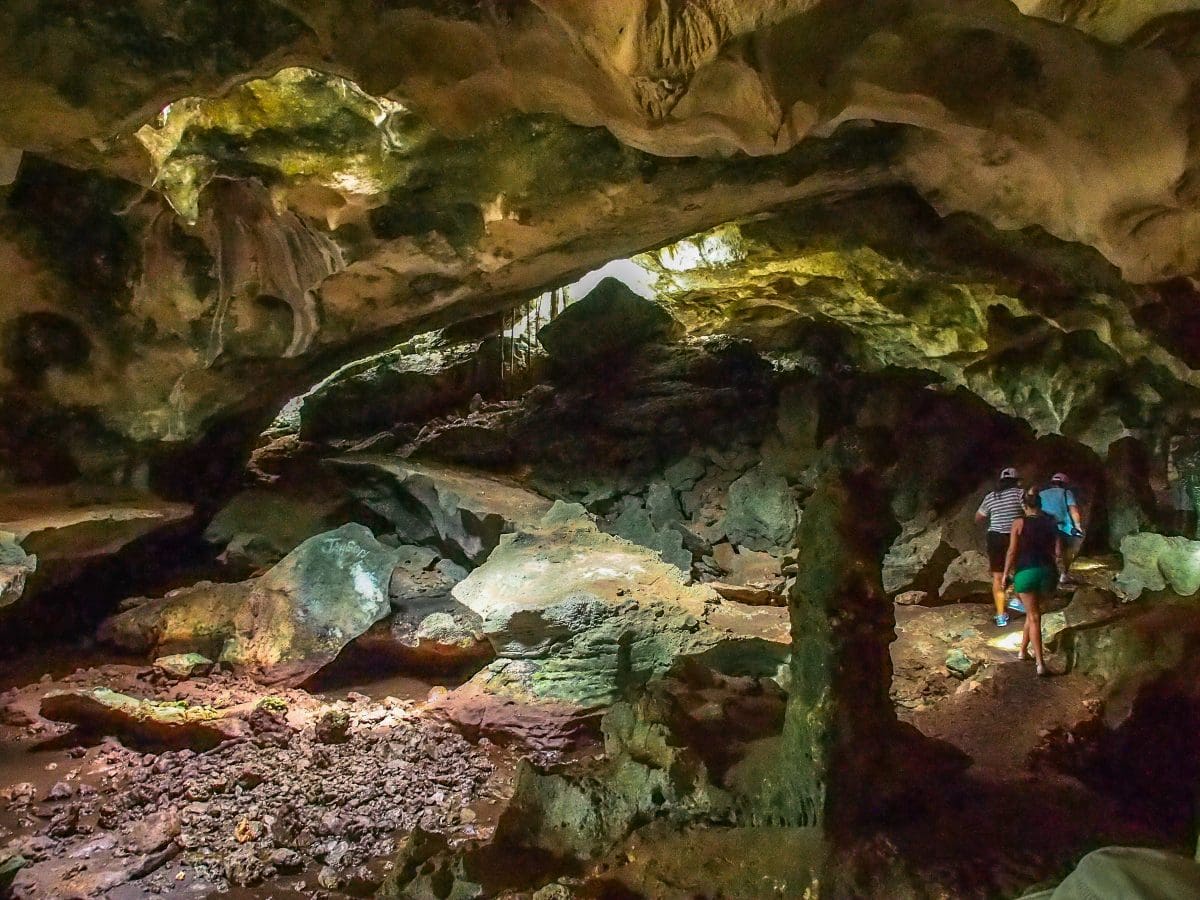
[0,0,1199,464]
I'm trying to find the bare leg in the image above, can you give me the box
[991,572,1006,619]
[1019,615,1030,660]
[1061,539,1080,577]
[1021,592,1044,672]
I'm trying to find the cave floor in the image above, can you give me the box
[882,560,1194,897]
[0,659,518,898]
[0,557,1190,899]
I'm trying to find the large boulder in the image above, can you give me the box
[883,515,959,597]
[328,456,553,565]
[102,527,487,680]
[220,523,402,684]
[536,278,680,366]
[493,701,728,863]
[1114,532,1200,601]
[446,506,790,744]
[429,658,606,752]
[883,493,987,600]
[1059,597,1200,725]
[938,551,993,603]
[721,465,798,553]
[607,495,693,573]
[203,484,360,571]
[1042,587,1121,648]
[98,580,254,659]
[346,562,491,674]
[0,530,35,609]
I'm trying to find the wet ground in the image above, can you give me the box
[0,656,518,899]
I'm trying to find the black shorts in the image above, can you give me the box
[986,531,1011,573]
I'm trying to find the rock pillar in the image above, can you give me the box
[756,467,899,839]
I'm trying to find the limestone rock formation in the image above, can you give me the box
[722,465,799,552]
[98,580,254,659]
[4,3,1200,895]
[0,531,36,609]
[606,494,694,573]
[429,659,607,753]
[286,334,503,443]
[153,653,215,679]
[536,277,680,366]
[938,552,995,604]
[203,484,360,570]
[443,506,789,746]
[495,700,728,862]
[39,688,238,750]
[347,559,491,674]
[329,456,554,565]
[0,487,191,602]
[1114,532,1200,600]
[0,0,1195,474]
[1059,595,1200,726]
[220,523,401,684]
[744,469,900,836]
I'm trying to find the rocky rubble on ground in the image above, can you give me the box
[1,669,497,898]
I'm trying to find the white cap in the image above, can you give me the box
[1000,467,1018,480]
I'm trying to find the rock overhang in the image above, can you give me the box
[0,0,1196,467]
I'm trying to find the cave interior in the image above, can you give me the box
[3,2,1200,898]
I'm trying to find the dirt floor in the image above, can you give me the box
[882,560,1198,897]
[0,658,518,899]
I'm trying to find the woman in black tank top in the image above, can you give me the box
[1015,514,1058,571]
[1002,489,1062,676]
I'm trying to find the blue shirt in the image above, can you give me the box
[1040,486,1078,536]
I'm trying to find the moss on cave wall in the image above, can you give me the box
[638,187,1200,453]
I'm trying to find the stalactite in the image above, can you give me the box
[197,178,343,365]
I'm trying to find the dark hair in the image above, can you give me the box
[1022,488,1042,510]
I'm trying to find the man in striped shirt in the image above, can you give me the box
[976,467,1025,626]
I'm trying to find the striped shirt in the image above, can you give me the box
[977,487,1024,534]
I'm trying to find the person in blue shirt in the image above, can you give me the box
[1039,472,1084,584]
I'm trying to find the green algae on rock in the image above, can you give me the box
[220,523,401,684]
[451,509,789,710]
[39,687,233,750]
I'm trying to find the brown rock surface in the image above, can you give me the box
[39,688,239,751]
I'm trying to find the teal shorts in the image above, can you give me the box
[1013,565,1056,594]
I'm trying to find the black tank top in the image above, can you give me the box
[1015,514,1057,570]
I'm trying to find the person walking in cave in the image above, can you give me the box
[976,467,1025,627]
[1002,488,1060,676]
[1040,472,1085,585]
[1170,433,1200,539]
